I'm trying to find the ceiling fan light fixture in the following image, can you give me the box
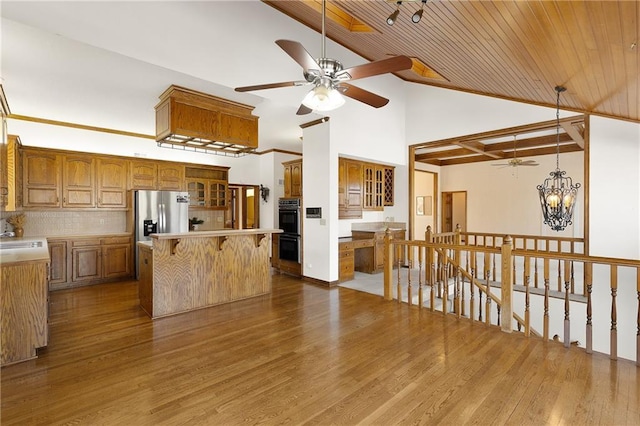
[302,82,345,112]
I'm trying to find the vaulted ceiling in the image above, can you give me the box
[266,0,639,124]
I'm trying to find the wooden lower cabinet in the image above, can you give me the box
[48,235,132,290]
[48,239,68,290]
[339,241,355,282]
[352,230,405,274]
[1,260,48,366]
[138,244,153,317]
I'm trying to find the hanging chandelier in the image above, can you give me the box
[537,86,581,232]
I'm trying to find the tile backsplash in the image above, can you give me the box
[0,211,127,237]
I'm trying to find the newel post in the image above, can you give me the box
[501,235,513,333]
[383,228,393,301]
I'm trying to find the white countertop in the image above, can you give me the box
[0,237,50,265]
[150,228,283,240]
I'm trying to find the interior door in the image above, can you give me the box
[227,185,260,229]
[441,191,467,232]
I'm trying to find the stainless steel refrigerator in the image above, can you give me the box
[134,190,189,277]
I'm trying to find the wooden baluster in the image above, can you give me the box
[636,266,640,367]
[479,288,484,322]
[442,249,449,314]
[436,251,442,299]
[570,261,575,295]
[455,266,461,319]
[534,257,539,289]
[586,262,593,354]
[563,259,571,348]
[384,228,393,301]
[611,265,618,360]
[492,253,496,281]
[461,267,466,318]
[497,304,501,326]
[486,253,492,326]
[407,244,413,307]
[396,244,402,304]
[524,256,531,337]
[557,259,562,292]
[470,251,476,322]
[418,246,424,308]
[430,261,436,312]
[544,258,550,340]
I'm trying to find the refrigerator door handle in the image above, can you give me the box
[158,203,165,233]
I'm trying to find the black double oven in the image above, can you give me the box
[278,198,301,263]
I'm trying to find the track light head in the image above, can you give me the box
[412,0,427,23]
[387,1,402,26]
[387,9,400,26]
[411,9,423,23]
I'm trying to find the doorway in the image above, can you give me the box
[227,185,260,229]
[441,191,467,232]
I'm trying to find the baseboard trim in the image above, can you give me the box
[302,275,339,288]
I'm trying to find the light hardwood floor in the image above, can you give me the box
[1,273,638,425]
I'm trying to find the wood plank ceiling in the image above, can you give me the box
[265,1,638,164]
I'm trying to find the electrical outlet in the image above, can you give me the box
[99,219,105,225]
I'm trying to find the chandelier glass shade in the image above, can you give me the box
[536,86,581,231]
[302,80,345,112]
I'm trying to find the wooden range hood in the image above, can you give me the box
[155,85,259,157]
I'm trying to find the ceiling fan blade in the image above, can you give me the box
[340,83,389,108]
[336,55,413,81]
[296,104,313,115]
[275,39,323,76]
[235,81,305,92]
[519,160,539,165]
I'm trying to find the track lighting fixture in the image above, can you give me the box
[387,1,401,26]
[412,0,427,23]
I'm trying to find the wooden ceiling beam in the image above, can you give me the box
[414,147,477,161]
[560,121,585,148]
[430,144,583,166]
[485,133,575,153]
[454,141,504,159]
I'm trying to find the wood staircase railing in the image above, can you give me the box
[383,227,640,366]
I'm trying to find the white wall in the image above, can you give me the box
[440,151,584,237]
[413,170,435,240]
[587,116,640,361]
[302,122,336,282]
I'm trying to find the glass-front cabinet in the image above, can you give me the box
[185,166,229,210]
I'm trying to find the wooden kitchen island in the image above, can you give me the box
[137,229,281,319]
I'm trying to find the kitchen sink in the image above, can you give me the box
[0,240,44,250]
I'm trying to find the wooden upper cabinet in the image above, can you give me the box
[23,150,61,208]
[283,159,302,198]
[185,166,229,210]
[1,135,22,211]
[363,163,387,211]
[129,160,158,190]
[96,158,127,208]
[130,160,185,191]
[63,156,95,208]
[158,163,184,191]
[218,112,258,147]
[338,157,363,219]
[383,167,394,206]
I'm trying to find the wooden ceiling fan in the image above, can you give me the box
[235,0,412,115]
[492,135,539,168]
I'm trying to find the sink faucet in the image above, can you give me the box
[0,231,15,238]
